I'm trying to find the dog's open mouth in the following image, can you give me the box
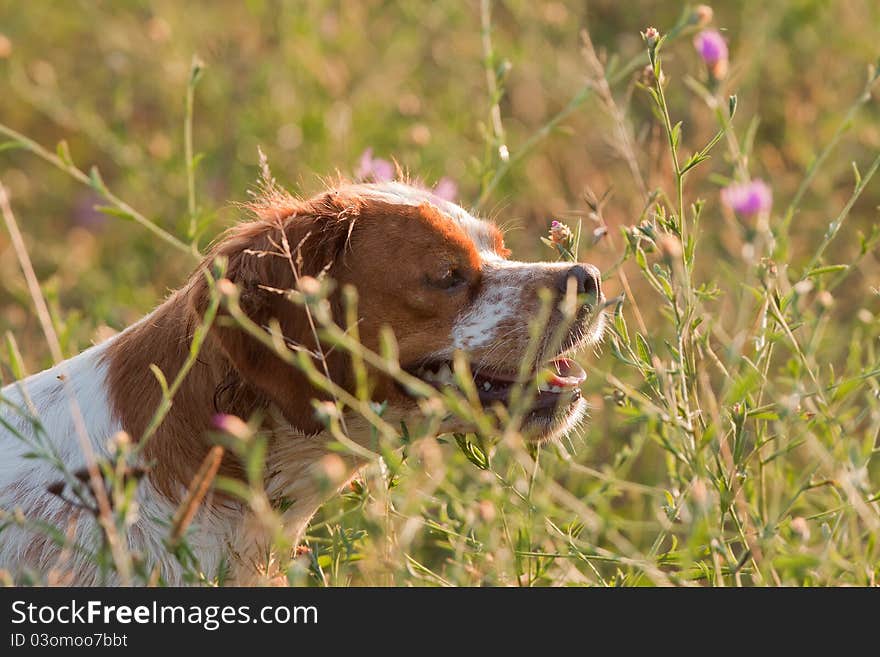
[407,356,586,410]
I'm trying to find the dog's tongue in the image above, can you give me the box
[544,357,587,389]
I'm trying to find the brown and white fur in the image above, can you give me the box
[0,180,605,585]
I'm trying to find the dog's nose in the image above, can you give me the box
[557,264,601,301]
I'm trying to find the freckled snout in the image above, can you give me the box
[556,264,602,305]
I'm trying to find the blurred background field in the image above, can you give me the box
[1,1,879,585]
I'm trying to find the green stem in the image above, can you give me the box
[801,152,880,277]
[0,122,196,256]
[781,66,880,234]
[185,63,199,238]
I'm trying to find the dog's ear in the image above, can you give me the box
[188,206,355,434]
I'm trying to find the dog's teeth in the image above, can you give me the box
[437,364,453,383]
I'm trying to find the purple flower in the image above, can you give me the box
[432,177,458,202]
[694,29,728,64]
[355,148,394,183]
[721,180,772,216]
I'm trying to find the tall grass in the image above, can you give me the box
[0,2,878,586]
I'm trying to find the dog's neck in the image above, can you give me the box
[103,289,247,497]
[101,291,366,583]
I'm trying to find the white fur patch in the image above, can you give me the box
[452,285,518,350]
[0,335,230,584]
[0,340,120,582]
[0,341,117,486]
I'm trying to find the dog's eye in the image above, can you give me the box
[426,268,466,291]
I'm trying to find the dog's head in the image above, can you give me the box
[194,181,605,443]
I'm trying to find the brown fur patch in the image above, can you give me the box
[103,288,250,498]
[335,200,483,376]
[414,203,481,271]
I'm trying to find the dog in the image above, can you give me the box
[0,180,605,585]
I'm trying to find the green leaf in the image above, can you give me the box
[635,247,648,271]
[613,304,630,344]
[56,139,74,167]
[608,336,636,366]
[94,205,136,221]
[4,333,26,381]
[149,364,169,397]
[659,274,674,300]
[671,121,682,149]
[831,377,862,403]
[88,166,108,194]
[685,234,696,265]
[454,433,489,470]
[680,153,709,174]
[806,265,848,278]
[378,325,400,370]
[245,437,267,484]
[635,333,653,366]
[728,94,737,119]
[0,141,26,153]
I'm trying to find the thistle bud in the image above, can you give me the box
[549,220,573,246]
[216,278,238,297]
[638,64,666,88]
[314,401,341,423]
[759,257,778,281]
[790,516,810,541]
[297,275,321,296]
[212,413,252,441]
[318,453,347,485]
[693,5,714,27]
[642,26,660,48]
